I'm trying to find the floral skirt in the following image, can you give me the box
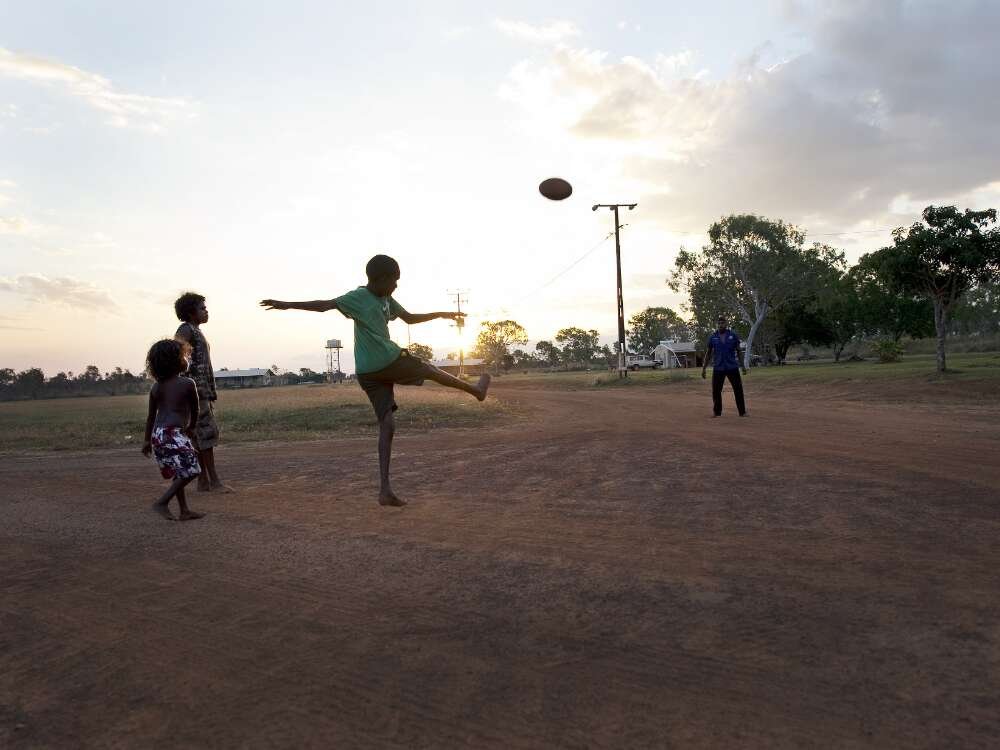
[152,426,202,480]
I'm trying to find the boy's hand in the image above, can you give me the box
[260,299,289,310]
[142,441,152,457]
[741,367,748,375]
[701,368,707,379]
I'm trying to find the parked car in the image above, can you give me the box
[625,354,664,371]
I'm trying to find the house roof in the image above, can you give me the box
[653,340,698,353]
[214,369,272,378]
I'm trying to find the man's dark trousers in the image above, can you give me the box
[712,369,746,416]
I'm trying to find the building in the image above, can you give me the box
[429,358,486,376]
[214,368,274,388]
[651,341,700,368]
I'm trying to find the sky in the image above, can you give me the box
[2,0,999,375]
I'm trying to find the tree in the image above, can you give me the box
[77,365,102,383]
[767,298,834,364]
[626,307,693,354]
[859,205,1000,371]
[555,327,600,366]
[815,274,864,362]
[950,282,1000,335]
[472,320,528,374]
[408,343,434,361]
[851,257,934,342]
[672,215,841,369]
[534,340,561,367]
[509,349,536,369]
[15,368,45,399]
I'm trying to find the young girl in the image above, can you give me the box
[142,339,205,521]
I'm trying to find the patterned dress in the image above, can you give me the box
[176,322,219,449]
[151,426,202,479]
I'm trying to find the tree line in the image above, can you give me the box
[0,365,150,401]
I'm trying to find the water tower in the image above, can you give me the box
[325,339,343,383]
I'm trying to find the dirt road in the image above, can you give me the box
[3,381,999,748]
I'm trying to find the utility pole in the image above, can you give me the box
[592,203,637,378]
[447,289,469,378]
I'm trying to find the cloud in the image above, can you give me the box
[0,216,37,234]
[0,273,118,311]
[493,18,581,44]
[498,1,1000,233]
[0,47,193,132]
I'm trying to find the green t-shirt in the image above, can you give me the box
[333,287,409,374]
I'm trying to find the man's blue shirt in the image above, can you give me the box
[708,329,742,370]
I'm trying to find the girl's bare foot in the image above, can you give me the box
[210,481,235,493]
[178,510,205,521]
[475,373,491,401]
[152,502,176,521]
[378,489,406,507]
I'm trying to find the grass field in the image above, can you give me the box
[3,352,998,452]
[583,351,1000,401]
[0,383,513,453]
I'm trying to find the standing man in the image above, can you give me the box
[702,314,748,417]
[174,292,233,492]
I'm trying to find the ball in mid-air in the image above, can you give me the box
[538,177,573,201]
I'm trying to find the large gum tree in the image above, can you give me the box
[860,206,1000,372]
[671,214,841,369]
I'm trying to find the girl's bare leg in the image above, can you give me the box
[152,476,187,520]
[176,479,204,520]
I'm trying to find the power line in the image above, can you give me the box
[512,231,616,305]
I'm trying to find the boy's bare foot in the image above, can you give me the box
[209,481,235,493]
[475,373,491,402]
[151,502,176,521]
[179,510,205,521]
[378,489,406,507]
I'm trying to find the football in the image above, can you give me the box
[538,177,573,201]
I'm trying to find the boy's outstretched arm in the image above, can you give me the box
[398,311,464,325]
[260,299,339,313]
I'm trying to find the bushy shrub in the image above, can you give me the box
[872,339,904,363]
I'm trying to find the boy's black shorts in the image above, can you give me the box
[357,351,437,421]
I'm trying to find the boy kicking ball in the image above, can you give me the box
[261,254,490,507]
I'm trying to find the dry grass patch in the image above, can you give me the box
[0,383,513,453]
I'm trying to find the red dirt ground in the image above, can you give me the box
[3,381,999,748]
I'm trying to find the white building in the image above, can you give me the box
[213,368,274,388]
[651,341,699,368]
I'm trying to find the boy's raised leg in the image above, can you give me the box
[424,367,491,401]
[377,412,405,507]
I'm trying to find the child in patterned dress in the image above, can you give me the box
[142,339,205,521]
